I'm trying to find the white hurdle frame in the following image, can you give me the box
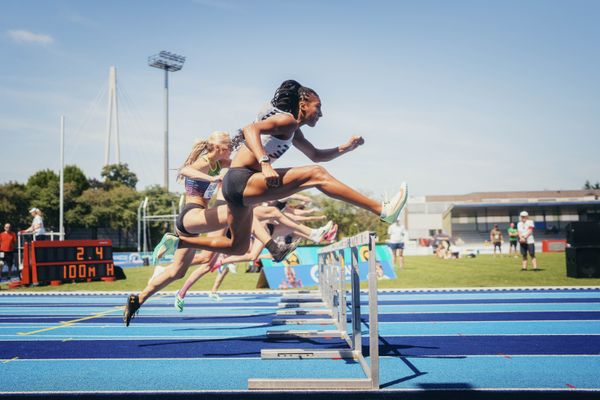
[248,231,380,390]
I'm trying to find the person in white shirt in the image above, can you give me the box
[387,219,407,269]
[517,211,537,271]
[23,208,46,241]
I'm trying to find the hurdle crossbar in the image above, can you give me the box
[248,231,380,391]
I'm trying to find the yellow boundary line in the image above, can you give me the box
[15,294,166,336]
[16,307,123,336]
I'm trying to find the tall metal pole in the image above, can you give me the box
[104,67,114,166]
[114,67,120,164]
[142,197,149,252]
[59,116,65,241]
[148,51,184,190]
[164,69,169,190]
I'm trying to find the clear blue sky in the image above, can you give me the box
[1,0,599,196]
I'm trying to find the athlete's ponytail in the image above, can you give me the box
[271,80,318,119]
[177,131,230,182]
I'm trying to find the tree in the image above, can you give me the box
[101,163,138,189]
[0,181,30,228]
[584,180,600,190]
[68,185,141,230]
[64,165,89,196]
[26,169,59,230]
[313,191,388,241]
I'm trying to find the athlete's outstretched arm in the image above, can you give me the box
[179,157,220,182]
[288,207,320,216]
[279,193,312,204]
[292,129,364,162]
[285,214,326,222]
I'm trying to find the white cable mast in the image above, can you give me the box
[104,66,120,165]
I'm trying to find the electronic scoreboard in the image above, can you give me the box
[21,239,115,285]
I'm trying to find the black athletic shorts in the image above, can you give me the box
[389,242,405,251]
[520,242,535,258]
[493,242,501,250]
[509,240,517,249]
[176,203,205,237]
[222,167,255,207]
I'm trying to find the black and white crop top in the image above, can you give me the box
[238,103,296,163]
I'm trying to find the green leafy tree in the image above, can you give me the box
[26,169,59,230]
[64,165,89,196]
[68,184,141,230]
[101,163,138,189]
[0,181,30,228]
[313,191,388,241]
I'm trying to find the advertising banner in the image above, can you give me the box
[260,244,396,289]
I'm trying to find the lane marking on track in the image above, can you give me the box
[14,294,168,336]
[16,307,123,336]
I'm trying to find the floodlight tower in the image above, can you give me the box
[148,51,185,190]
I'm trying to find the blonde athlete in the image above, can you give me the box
[123,132,295,326]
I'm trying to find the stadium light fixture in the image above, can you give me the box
[148,51,186,189]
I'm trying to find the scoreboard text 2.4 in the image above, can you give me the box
[21,239,115,285]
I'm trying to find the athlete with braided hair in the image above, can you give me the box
[125,80,408,324]
[153,79,406,261]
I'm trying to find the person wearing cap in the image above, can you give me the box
[22,208,46,241]
[489,224,503,257]
[517,211,537,271]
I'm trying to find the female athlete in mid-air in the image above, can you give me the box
[123,131,298,325]
[124,80,407,324]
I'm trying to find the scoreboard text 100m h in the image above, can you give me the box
[21,239,115,285]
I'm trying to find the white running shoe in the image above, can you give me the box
[224,263,237,274]
[151,233,179,265]
[380,182,408,224]
[148,265,167,284]
[323,223,338,243]
[310,220,334,242]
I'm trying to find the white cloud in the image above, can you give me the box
[7,30,54,45]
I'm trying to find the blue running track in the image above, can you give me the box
[1,288,599,398]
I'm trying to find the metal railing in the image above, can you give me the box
[16,231,64,269]
[248,231,380,390]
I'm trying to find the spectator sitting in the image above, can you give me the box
[433,229,455,259]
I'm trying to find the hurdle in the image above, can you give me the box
[248,231,379,390]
